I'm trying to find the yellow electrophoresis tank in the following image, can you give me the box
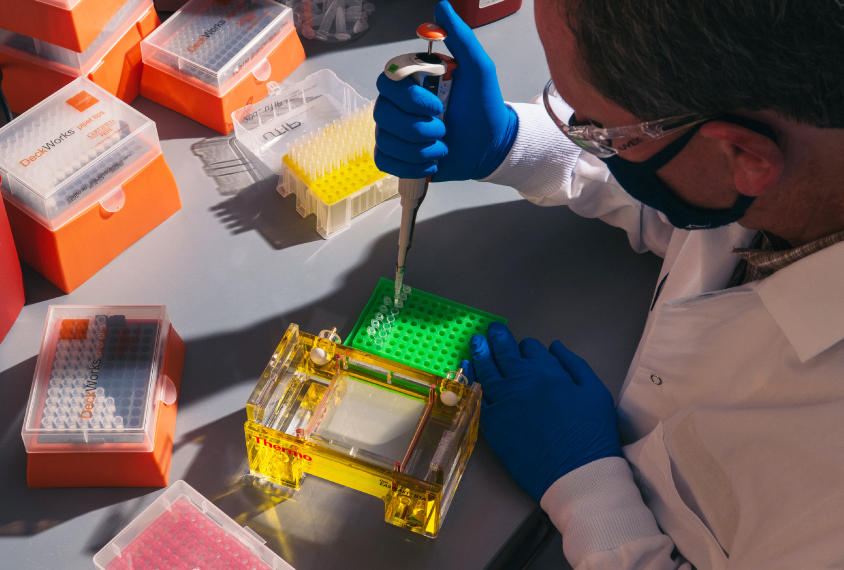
[244,323,481,538]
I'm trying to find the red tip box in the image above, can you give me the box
[451,0,522,28]
[0,195,24,344]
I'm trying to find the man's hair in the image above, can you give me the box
[564,0,844,128]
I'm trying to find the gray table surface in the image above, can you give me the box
[0,1,662,568]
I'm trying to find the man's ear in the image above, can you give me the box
[700,121,784,197]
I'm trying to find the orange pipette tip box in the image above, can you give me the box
[140,0,305,134]
[0,0,160,114]
[23,306,186,488]
[0,196,24,344]
[0,0,131,53]
[0,78,181,294]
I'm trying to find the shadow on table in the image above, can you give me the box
[0,199,662,543]
[207,162,326,251]
[20,263,65,306]
[174,198,663,412]
[0,357,151,537]
[192,134,326,251]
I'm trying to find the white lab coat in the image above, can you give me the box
[483,100,844,569]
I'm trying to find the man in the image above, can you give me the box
[374,0,844,568]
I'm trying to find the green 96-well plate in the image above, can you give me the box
[346,278,507,377]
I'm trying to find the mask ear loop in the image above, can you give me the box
[716,113,778,144]
[659,114,778,220]
[633,121,707,171]
[638,113,778,172]
[624,113,778,227]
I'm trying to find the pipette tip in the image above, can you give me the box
[394,266,404,303]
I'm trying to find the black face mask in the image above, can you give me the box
[599,114,778,230]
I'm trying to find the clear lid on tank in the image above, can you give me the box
[0,78,159,230]
[21,305,173,453]
[0,0,151,75]
[141,0,293,94]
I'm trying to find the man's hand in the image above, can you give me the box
[373,0,518,182]
[463,322,623,501]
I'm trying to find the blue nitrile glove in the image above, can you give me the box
[460,322,623,502]
[373,0,518,181]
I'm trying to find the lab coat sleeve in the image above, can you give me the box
[540,457,691,570]
[480,101,675,257]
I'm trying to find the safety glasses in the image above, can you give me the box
[543,79,714,158]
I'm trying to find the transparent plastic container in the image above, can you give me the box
[279,0,375,43]
[245,324,481,538]
[234,69,396,238]
[93,480,294,569]
[233,69,368,173]
[0,0,150,76]
[21,305,173,453]
[0,78,160,230]
[280,166,397,238]
[141,0,294,96]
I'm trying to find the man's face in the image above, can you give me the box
[534,0,743,211]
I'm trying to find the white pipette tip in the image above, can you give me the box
[394,266,404,304]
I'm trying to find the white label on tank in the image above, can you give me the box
[480,0,506,7]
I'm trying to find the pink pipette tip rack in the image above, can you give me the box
[94,480,294,570]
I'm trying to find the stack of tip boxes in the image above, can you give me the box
[233,69,397,239]
[0,197,24,344]
[94,480,294,569]
[0,78,181,293]
[140,0,305,134]
[21,305,186,488]
[244,318,483,538]
[0,0,160,113]
[0,0,133,52]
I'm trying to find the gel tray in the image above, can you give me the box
[346,278,507,377]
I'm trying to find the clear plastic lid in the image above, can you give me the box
[141,0,294,96]
[0,0,151,75]
[21,305,172,453]
[93,480,295,570]
[233,69,370,173]
[0,78,160,230]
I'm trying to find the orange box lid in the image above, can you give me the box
[0,78,162,230]
[141,0,294,96]
[0,0,130,52]
[0,0,152,78]
[22,305,177,454]
[0,0,132,52]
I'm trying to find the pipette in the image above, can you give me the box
[384,23,457,303]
